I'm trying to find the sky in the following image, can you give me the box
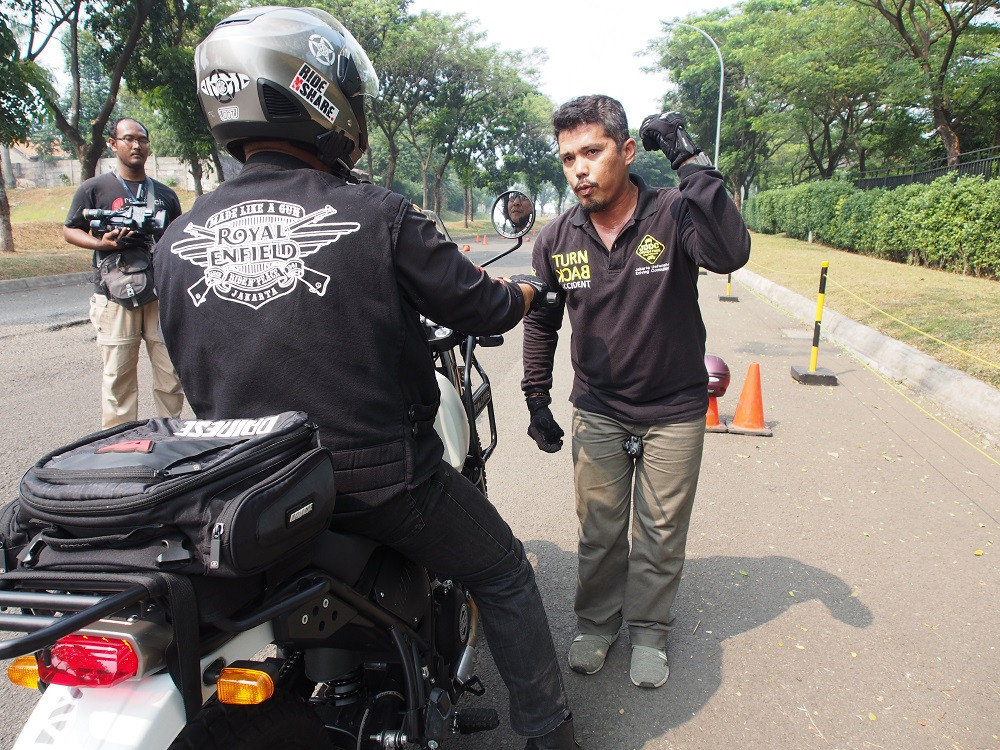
[409,0,735,129]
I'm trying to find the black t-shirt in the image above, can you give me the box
[65,171,182,292]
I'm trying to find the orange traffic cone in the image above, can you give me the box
[705,396,728,433]
[483,234,488,245]
[525,235,531,242]
[728,362,773,436]
[475,234,481,242]
[462,244,471,253]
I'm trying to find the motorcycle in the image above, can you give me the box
[0,191,538,750]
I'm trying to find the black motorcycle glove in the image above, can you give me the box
[510,274,553,312]
[526,392,564,453]
[639,111,708,170]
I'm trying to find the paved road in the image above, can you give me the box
[1,267,998,749]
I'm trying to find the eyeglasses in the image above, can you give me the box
[113,136,150,146]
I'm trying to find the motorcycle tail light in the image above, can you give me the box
[37,634,139,688]
[216,666,275,705]
[7,655,40,690]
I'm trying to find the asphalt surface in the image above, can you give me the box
[1,254,998,749]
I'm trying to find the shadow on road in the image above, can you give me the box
[525,541,874,746]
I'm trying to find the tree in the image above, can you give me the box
[852,0,1000,162]
[14,0,155,180]
[744,0,889,179]
[367,11,454,189]
[649,8,777,205]
[128,1,234,194]
[0,12,45,253]
[317,0,410,182]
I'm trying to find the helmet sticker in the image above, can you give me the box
[290,63,341,123]
[170,201,361,309]
[200,70,251,103]
[219,106,239,122]
[308,34,338,66]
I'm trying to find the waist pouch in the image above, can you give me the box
[2,412,335,578]
[98,246,157,308]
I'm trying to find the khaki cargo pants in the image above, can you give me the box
[89,294,184,427]
[571,408,704,648]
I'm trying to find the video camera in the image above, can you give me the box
[83,199,166,240]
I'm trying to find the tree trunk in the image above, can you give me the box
[211,145,226,183]
[935,113,962,165]
[1,146,14,189]
[0,163,15,253]
[186,152,204,196]
[383,144,399,189]
[432,175,441,215]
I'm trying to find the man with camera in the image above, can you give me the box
[64,117,185,428]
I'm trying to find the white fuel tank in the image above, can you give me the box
[434,372,470,471]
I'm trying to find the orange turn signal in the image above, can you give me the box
[8,655,40,690]
[216,666,274,705]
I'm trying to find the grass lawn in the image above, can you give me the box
[745,233,1000,389]
[3,186,199,278]
[3,187,998,389]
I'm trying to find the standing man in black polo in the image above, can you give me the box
[64,117,184,428]
[521,95,750,689]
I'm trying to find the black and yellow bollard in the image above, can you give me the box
[719,273,739,302]
[791,261,839,386]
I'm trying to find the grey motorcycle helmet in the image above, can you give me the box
[194,6,379,172]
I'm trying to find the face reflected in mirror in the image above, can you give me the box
[506,192,532,226]
[492,190,535,239]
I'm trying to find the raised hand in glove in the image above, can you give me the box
[526,393,564,453]
[510,273,555,312]
[639,111,709,170]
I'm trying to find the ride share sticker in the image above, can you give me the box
[290,63,340,123]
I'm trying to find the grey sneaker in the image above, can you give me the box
[568,632,618,675]
[630,646,669,688]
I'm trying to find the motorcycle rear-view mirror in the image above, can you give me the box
[491,190,535,239]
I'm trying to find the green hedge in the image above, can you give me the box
[744,176,1000,278]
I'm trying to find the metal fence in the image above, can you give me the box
[854,145,1000,190]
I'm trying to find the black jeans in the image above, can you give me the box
[335,461,570,737]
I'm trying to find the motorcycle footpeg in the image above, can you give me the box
[453,708,500,735]
[458,674,486,696]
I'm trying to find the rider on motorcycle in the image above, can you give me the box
[154,7,579,749]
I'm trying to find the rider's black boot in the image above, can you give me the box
[524,715,581,749]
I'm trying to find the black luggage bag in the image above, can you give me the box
[1,412,335,580]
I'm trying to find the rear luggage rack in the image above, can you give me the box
[0,580,152,659]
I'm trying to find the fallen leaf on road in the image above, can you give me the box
[869,713,877,721]
[974,550,984,556]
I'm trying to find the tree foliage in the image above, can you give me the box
[12,0,156,180]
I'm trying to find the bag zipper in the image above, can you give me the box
[207,448,326,574]
[209,522,224,571]
[24,424,315,517]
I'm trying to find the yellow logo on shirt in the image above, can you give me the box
[552,250,591,289]
[635,235,665,265]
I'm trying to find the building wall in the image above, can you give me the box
[10,155,227,191]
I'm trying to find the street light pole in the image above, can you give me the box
[665,21,724,166]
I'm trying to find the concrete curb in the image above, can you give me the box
[733,268,1000,445]
[0,272,90,294]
